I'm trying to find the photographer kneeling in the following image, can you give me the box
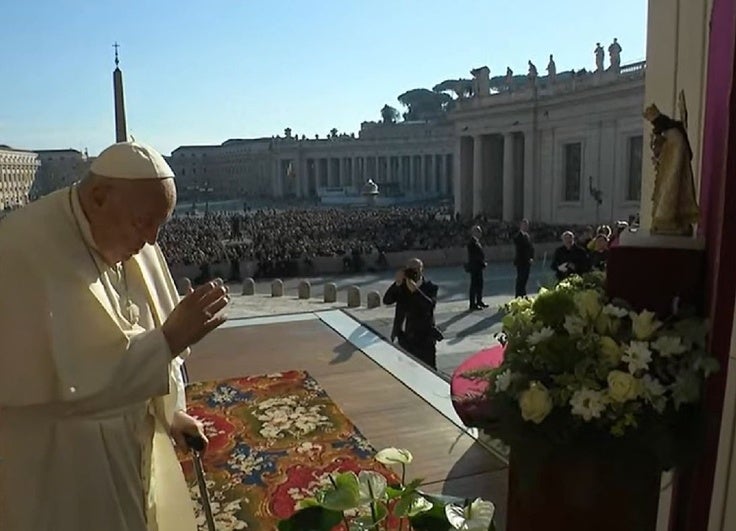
[383,258,442,370]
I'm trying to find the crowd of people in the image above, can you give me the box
[550,221,631,280]
[157,206,587,278]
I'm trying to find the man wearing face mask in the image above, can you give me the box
[383,258,442,370]
[0,141,230,530]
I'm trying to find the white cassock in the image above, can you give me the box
[0,186,197,530]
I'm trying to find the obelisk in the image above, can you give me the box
[112,42,127,142]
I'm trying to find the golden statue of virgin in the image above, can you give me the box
[643,95,700,236]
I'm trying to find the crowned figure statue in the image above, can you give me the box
[643,94,700,236]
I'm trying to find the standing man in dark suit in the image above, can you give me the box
[513,218,535,297]
[383,258,441,369]
[466,225,488,310]
[551,231,591,281]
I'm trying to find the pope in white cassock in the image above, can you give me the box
[0,141,230,530]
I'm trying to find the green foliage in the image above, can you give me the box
[277,449,496,530]
[380,104,400,124]
[467,272,718,472]
[277,506,343,531]
[397,89,452,121]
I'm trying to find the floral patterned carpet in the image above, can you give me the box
[178,370,399,530]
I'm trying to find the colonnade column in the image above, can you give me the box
[438,154,447,195]
[327,157,335,187]
[502,133,515,221]
[454,139,464,215]
[523,130,535,220]
[430,155,438,195]
[472,136,484,216]
[409,155,416,195]
[397,155,404,190]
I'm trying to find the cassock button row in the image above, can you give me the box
[69,386,77,394]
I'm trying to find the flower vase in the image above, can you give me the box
[506,445,661,531]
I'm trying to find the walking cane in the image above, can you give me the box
[185,433,217,531]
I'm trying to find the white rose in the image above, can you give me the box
[652,335,687,357]
[607,370,639,402]
[519,382,553,424]
[564,315,586,336]
[575,290,603,321]
[599,336,623,366]
[630,310,662,340]
[603,304,629,318]
[528,326,555,346]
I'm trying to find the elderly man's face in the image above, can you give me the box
[563,233,574,248]
[90,178,176,263]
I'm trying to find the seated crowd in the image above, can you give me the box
[157,206,590,278]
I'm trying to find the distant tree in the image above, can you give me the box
[433,79,474,99]
[397,88,452,121]
[380,104,400,124]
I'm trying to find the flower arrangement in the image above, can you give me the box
[277,447,496,531]
[474,271,718,469]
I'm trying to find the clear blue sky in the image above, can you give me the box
[0,0,647,156]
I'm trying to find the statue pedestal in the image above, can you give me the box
[606,230,706,317]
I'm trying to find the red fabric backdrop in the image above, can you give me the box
[672,1,736,529]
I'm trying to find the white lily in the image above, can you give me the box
[445,498,496,530]
[528,326,555,346]
[375,447,413,465]
[357,470,387,503]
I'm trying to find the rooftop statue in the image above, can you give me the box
[594,42,605,72]
[608,38,622,73]
[527,61,538,86]
[547,54,557,83]
[505,67,514,90]
[643,94,699,236]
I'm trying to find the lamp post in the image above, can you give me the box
[588,175,603,223]
[199,181,214,213]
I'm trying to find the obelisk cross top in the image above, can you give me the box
[113,42,120,67]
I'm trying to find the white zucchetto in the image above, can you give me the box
[90,141,174,180]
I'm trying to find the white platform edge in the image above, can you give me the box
[220,312,318,329]
[316,309,509,465]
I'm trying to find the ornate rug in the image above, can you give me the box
[178,370,399,530]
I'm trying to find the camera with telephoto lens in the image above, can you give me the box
[404,268,420,282]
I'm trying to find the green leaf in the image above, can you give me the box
[358,470,388,502]
[277,506,344,531]
[394,493,433,517]
[316,472,361,511]
[295,498,320,510]
[386,486,405,500]
[348,503,388,530]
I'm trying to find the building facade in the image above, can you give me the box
[0,146,39,210]
[451,62,646,224]
[31,149,91,198]
[170,122,455,201]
